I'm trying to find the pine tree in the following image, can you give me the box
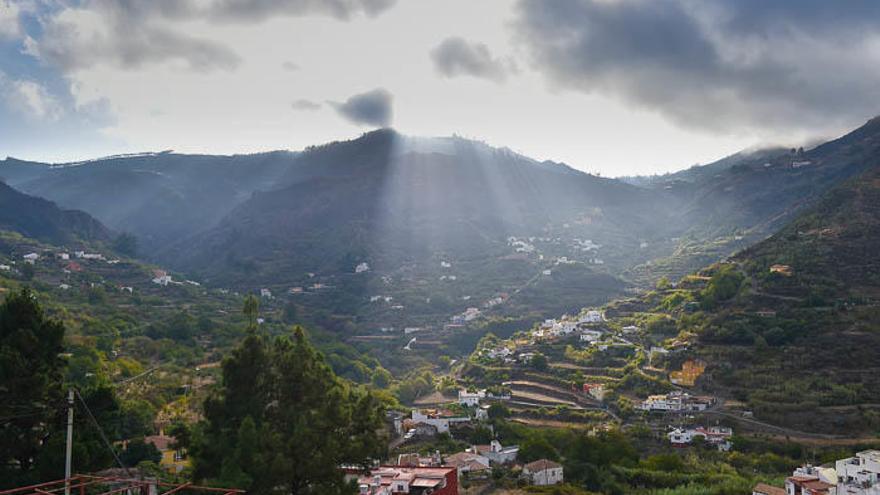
[192,325,387,494]
[0,289,65,485]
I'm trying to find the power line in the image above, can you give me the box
[72,388,132,477]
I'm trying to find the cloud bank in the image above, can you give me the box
[514,0,880,133]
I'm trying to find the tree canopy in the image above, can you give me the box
[0,289,66,484]
[191,326,387,494]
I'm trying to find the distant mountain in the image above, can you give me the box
[164,129,679,285]
[0,181,110,245]
[8,119,880,286]
[0,151,296,251]
[625,117,880,283]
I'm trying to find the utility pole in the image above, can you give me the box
[65,388,74,495]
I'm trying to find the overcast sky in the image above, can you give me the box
[2,0,880,176]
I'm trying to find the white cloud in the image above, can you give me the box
[0,73,64,122]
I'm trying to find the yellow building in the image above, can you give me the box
[145,435,189,474]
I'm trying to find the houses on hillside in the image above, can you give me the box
[836,450,880,494]
[346,466,458,495]
[753,450,880,495]
[638,391,714,412]
[668,426,732,451]
[409,409,470,434]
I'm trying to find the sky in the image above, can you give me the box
[2,0,880,177]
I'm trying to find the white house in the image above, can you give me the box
[355,262,370,273]
[0,264,10,271]
[579,310,603,324]
[483,347,513,360]
[580,329,603,343]
[56,252,70,260]
[472,440,519,464]
[668,426,732,451]
[523,459,563,486]
[621,325,640,334]
[458,389,486,407]
[410,409,469,434]
[836,450,880,494]
[23,253,39,263]
[151,269,172,286]
[260,288,273,298]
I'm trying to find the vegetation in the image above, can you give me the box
[191,322,387,494]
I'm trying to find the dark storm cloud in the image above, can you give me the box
[514,0,880,132]
[331,88,392,126]
[430,37,511,83]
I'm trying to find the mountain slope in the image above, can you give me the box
[0,181,111,245]
[618,160,880,435]
[0,151,296,251]
[626,117,880,283]
[164,130,680,284]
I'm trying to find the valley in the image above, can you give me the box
[3,119,880,495]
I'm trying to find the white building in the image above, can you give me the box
[638,391,714,412]
[668,426,733,451]
[410,410,469,434]
[580,329,603,343]
[458,389,486,407]
[23,253,39,263]
[472,440,519,464]
[836,450,880,494]
[523,459,563,486]
[580,310,603,324]
[260,288,273,298]
[355,262,370,273]
[151,270,172,286]
[483,347,513,360]
[0,264,10,271]
[621,325,640,334]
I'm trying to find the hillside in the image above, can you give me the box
[0,181,110,245]
[625,117,880,283]
[0,151,296,251]
[166,130,677,283]
[626,161,880,435]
